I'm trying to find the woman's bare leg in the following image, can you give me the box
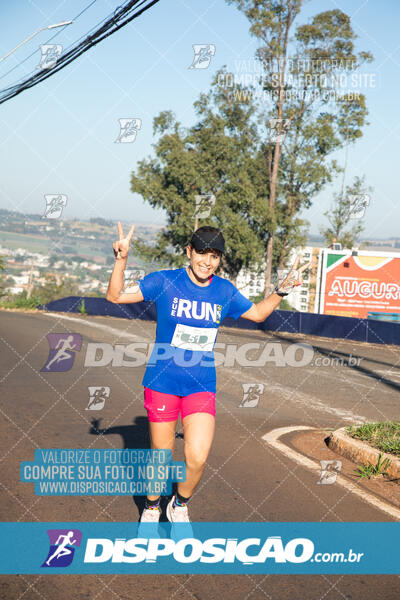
[147,419,177,501]
[178,413,215,498]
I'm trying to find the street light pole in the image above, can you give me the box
[0,20,73,64]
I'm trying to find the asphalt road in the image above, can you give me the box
[0,310,399,600]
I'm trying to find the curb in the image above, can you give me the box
[327,427,400,480]
[263,426,400,519]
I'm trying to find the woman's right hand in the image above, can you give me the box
[112,221,135,260]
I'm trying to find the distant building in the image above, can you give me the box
[285,247,318,313]
[235,263,265,298]
[234,247,320,312]
[6,286,25,294]
[9,274,29,286]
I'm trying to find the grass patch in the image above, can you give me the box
[354,453,391,479]
[346,421,400,457]
[78,299,87,315]
[0,294,42,309]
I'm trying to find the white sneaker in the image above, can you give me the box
[166,496,193,541]
[140,505,161,523]
[138,505,161,538]
[166,495,190,523]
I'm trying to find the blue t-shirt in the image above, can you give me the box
[139,268,253,395]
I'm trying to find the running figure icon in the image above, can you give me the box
[44,335,77,371]
[86,386,110,410]
[45,531,77,566]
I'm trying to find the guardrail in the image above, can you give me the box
[37,296,400,347]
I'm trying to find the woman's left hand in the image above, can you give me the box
[276,255,312,294]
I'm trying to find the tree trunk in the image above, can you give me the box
[264,235,274,294]
[263,6,292,298]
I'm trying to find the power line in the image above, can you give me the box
[0,0,162,106]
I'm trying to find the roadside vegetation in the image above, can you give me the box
[353,453,391,480]
[0,273,101,310]
[347,422,400,457]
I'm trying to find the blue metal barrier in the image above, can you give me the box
[37,296,400,346]
[37,296,156,321]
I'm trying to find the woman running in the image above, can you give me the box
[106,223,310,525]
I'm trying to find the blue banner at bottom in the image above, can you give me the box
[0,522,398,574]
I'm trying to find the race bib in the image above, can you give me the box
[170,324,218,351]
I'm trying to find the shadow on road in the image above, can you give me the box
[88,417,176,521]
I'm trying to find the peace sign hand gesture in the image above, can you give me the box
[275,255,312,295]
[112,221,135,260]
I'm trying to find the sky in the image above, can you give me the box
[0,0,399,239]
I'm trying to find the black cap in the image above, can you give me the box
[189,227,225,254]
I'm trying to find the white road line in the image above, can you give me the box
[262,426,400,520]
[42,312,152,342]
[374,369,400,381]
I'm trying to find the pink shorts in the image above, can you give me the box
[144,387,216,422]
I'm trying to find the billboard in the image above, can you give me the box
[318,250,400,318]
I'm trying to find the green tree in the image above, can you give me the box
[227,0,372,290]
[321,175,372,249]
[130,72,271,283]
[33,274,80,304]
[130,2,372,290]
[90,217,114,227]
